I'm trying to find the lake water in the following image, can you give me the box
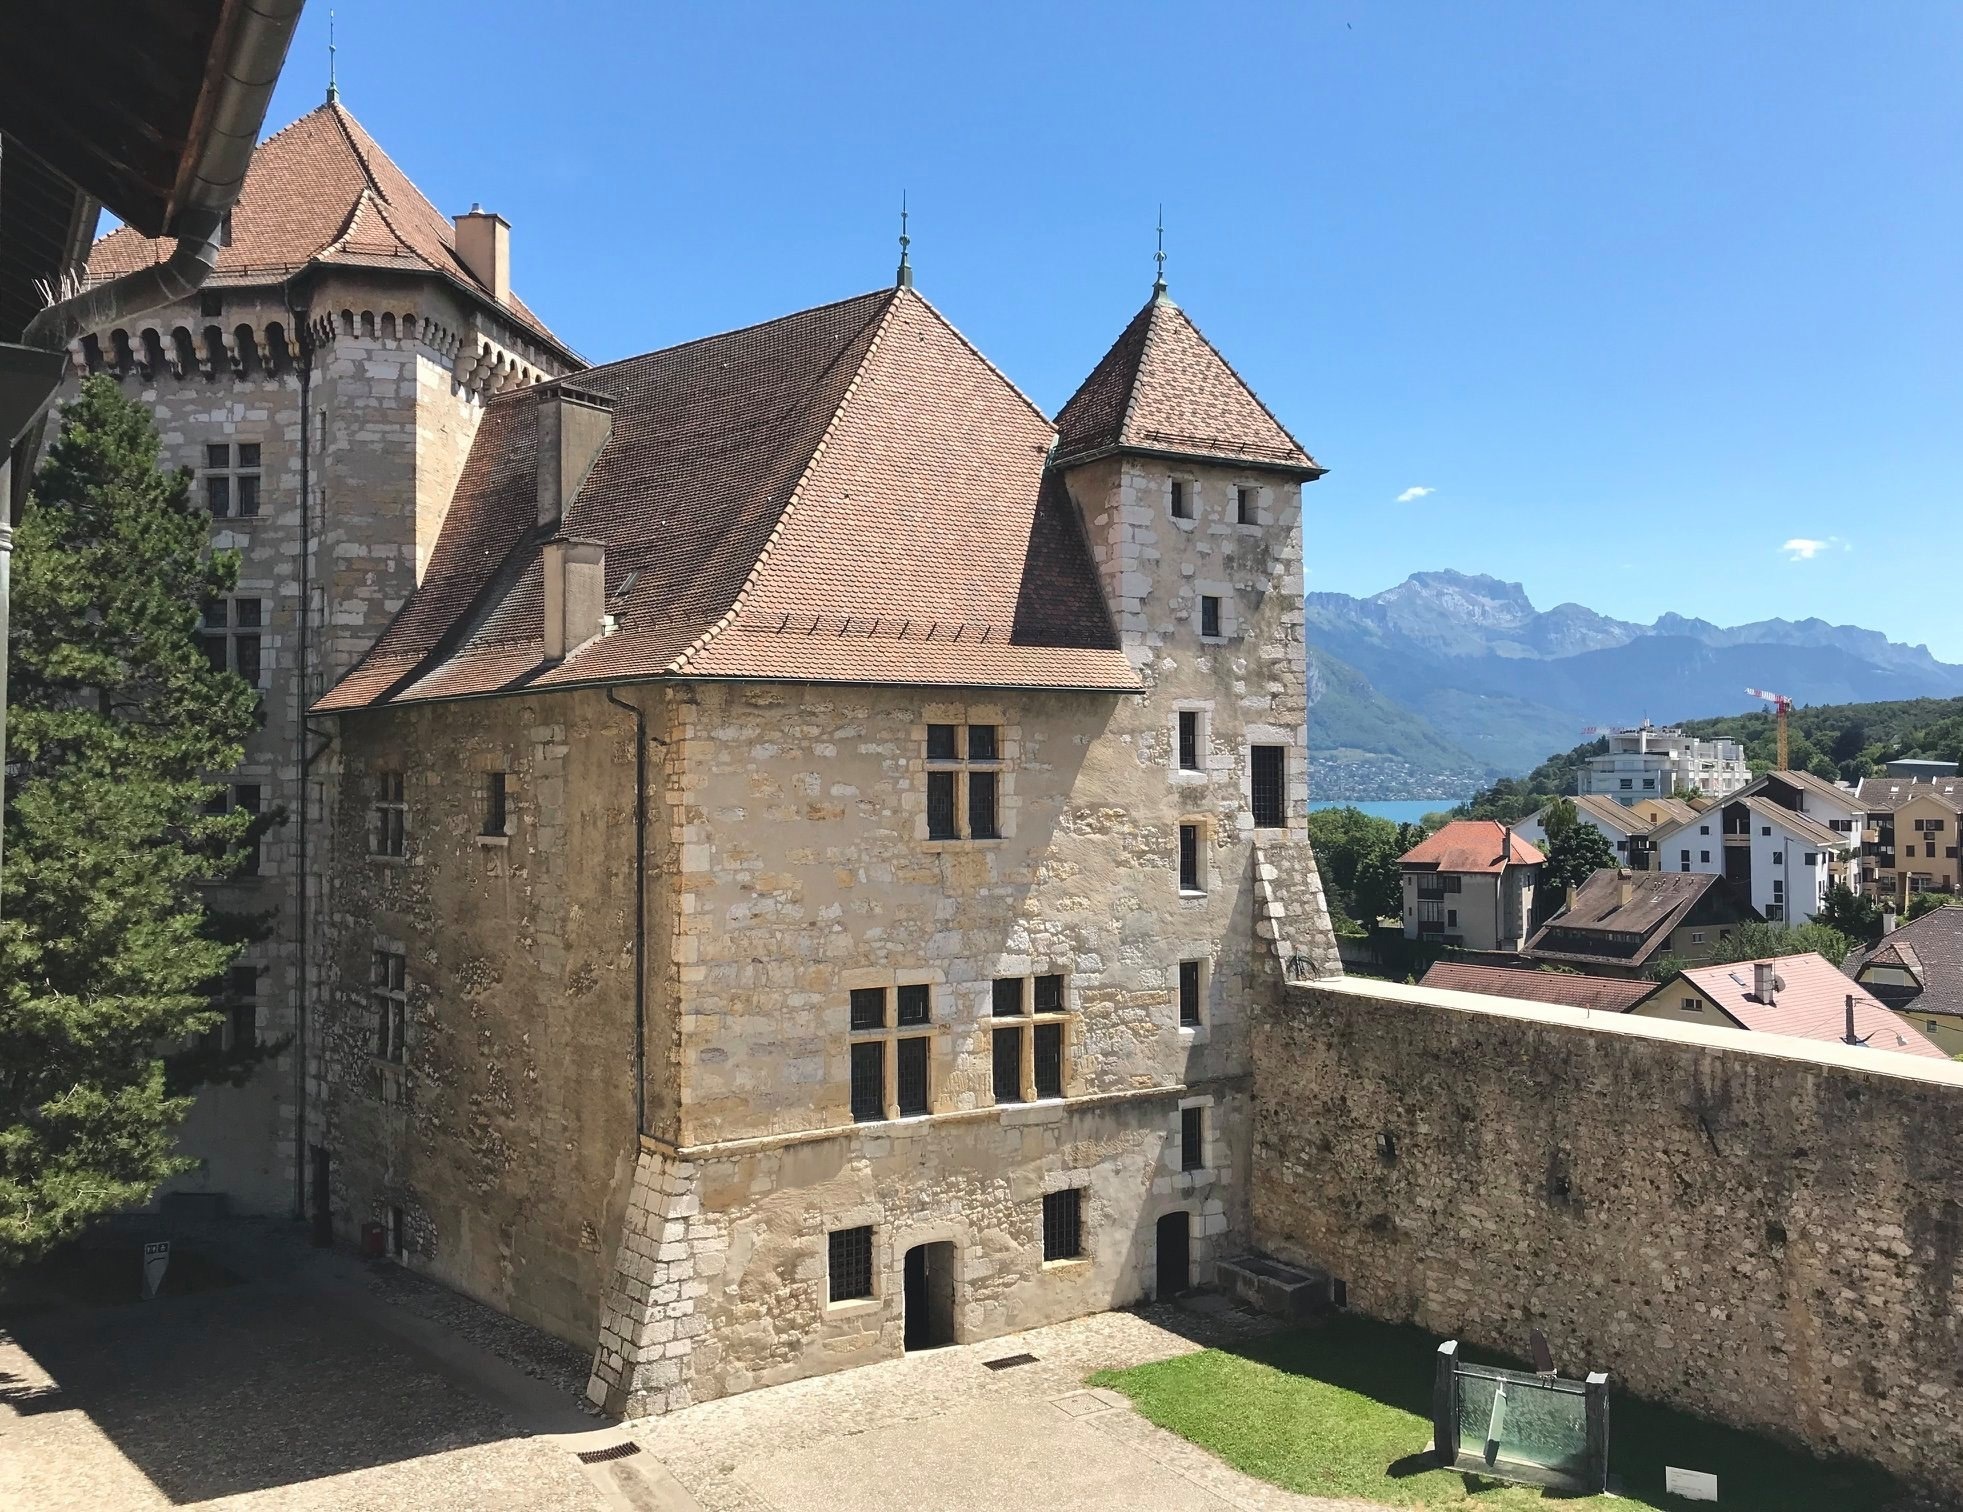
[1308,798,1467,825]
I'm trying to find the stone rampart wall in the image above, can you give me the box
[1253,979,1963,1500]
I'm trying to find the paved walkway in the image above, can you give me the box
[1,1220,1387,1511]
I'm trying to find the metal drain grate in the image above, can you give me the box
[577,1441,644,1464]
[982,1352,1039,1370]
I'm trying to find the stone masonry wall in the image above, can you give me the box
[1253,978,1963,1501]
[317,688,645,1346]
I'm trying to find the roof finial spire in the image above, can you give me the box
[896,191,913,289]
[1152,204,1167,298]
[326,9,338,103]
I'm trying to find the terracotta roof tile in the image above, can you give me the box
[1523,868,1760,969]
[1053,293,1319,476]
[84,101,569,359]
[1419,962,1656,1013]
[315,287,1139,711]
[1848,904,1963,1021]
[1398,820,1543,874]
[1657,953,1948,1059]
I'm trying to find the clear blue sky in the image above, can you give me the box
[273,2,1961,654]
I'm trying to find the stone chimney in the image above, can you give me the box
[1754,961,1776,1005]
[1882,904,1899,936]
[1617,867,1633,909]
[535,384,614,530]
[454,203,510,306]
[542,536,607,662]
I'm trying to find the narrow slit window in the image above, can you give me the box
[992,1026,1023,1103]
[1199,596,1222,639]
[372,950,407,1063]
[374,771,406,857]
[1236,486,1256,525]
[896,1036,930,1116]
[1178,823,1202,892]
[1177,710,1201,772]
[1251,745,1286,829]
[849,1040,885,1122]
[1181,1106,1204,1171]
[1178,959,1202,1026]
[1042,1188,1083,1261]
[1033,1022,1063,1099]
[1169,480,1190,519]
[482,771,508,836]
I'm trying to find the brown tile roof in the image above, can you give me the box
[1856,775,1963,813]
[1653,954,1948,1060]
[1398,820,1543,874]
[1523,868,1757,969]
[1760,768,1862,812]
[84,101,570,360]
[1736,796,1846,849]
[315,288,1139,711]
[1849,904,1963,1022]
[1052,293,1321,476]
[1418,962,1656,1013]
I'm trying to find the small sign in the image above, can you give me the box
[141,1240,170,1300]
[1665,1466,1718,1502]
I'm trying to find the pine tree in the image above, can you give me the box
[1,376,267,1263]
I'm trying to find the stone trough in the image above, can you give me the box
[1216,1253,1340,1322]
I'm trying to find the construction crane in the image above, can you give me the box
[1746,687,1794,770]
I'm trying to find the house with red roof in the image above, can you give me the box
[1397,820,1543,952]
[64,88,1342,1418]
[1629,953,1948,1060]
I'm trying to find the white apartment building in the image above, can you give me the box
[1581,723,1751,805]
[1650,797,1843,924]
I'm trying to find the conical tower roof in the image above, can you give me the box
[1054,292,1319,477]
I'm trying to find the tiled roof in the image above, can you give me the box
[1856,775,1963,813]
[1564,794,1655,834]
[1849,905,1963,1022]
[1760,769,1863,813]
[316,288,1139,710]
[1655,954,1948,1060]
[1052,293,1320,476]
[1738,797,1847,849]
[1398,820,1543,874]
[84,101,570,359]
[1419,962,1656,1013]
[1524,868,1757,969]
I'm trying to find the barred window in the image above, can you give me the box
[969,769,999,839]
[992,977,1024,1017]
[1251,745,1286,829]
[373,771,406,857]
[849,1040,885,1122]
[1034,974,1064,1014]
[1177,710,1201,772]
[1033,1022,1063,1100]
[1042,1188,1083,1261]
[896,983,931,1026]
[481,771,508,836]
[850,987,887,1031]
[896,1036,929,1117]
[1181,1106,1204,1172]
[828,1226,874,1302]
[927,770,958,839]
[1178,823,1202,893]
[1199,595,1222,639]
[992,973,1070,1105]
[1178,959,1202,1027]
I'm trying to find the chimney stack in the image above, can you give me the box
[542,536,608,662]
[535,384,614,530]
[1617,867,1633,909]
[1754,961,1776,1005]
[453,203,510,307]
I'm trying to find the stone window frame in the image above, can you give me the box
[1177,816,1212,898]
[1243,724,1295,832]
[372,769,408,860]
[1233,480,1265,529]
[1167,473,1198,526]
[824,1216,883,1314]
[202,440,263,521]
[1193,581,1236,643]
[477,763,512,846]
[1171,700,1212,786]
[914,706,1016,848]
[1175,953,1210,1039]
[839,968,942,1123]
[1040,1176,1089,1268]
[1176,1095,1213,1175]
[200,595,265,688]
[989,969,1074,1107]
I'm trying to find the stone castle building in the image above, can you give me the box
[66,96,1339,1414]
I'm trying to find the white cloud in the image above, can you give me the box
[1396,485,1434,504]
[1782,536,1846,562]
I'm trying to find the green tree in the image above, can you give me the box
[1650,919,1856,977]
[1,376,267,1264]
[1351,844,1404,926]
[1539,797,1578,846]
[1830,722,1868,764]
[1542,821,1616,895]
[1817,882,1884,945]
[1905,892,1954,923]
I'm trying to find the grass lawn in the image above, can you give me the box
[1089,1314,1907,1511]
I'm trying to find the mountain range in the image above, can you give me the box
[1307,571,1963,798]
